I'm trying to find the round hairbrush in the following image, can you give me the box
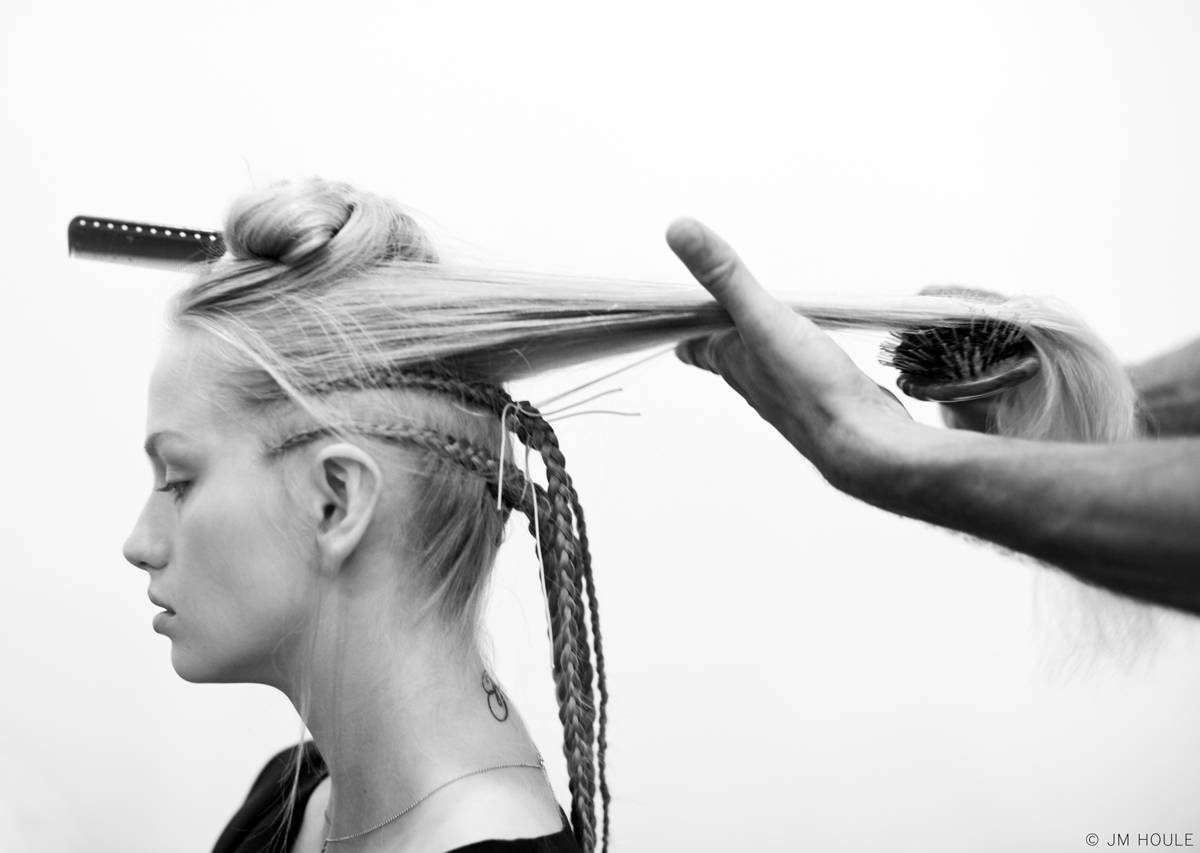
[879,286,1042,403]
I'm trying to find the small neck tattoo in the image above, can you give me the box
[481,671,509,722]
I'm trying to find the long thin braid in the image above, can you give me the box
[545,495,596,849]
[275,372,610,853]
[523,422,598,837]
[567,490,610,850]
[494,396,601,853]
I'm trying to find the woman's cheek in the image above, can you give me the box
[176,493,255,612]
[185,484,299,622]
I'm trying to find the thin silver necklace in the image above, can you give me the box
[323,754,545,847]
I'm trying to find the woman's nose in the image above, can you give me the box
[123,497,168,571]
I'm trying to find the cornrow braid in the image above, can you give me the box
[274,374,609,853]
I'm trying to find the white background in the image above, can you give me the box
[3,2,1200,851]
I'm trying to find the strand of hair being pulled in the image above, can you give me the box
[188,259,1139,446]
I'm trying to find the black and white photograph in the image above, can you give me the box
[3,3,1200,852]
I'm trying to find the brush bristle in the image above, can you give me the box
[880,317,1029,381]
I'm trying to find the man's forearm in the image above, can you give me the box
[848,425,1200,614]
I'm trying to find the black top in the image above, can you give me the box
[212,743,581,853]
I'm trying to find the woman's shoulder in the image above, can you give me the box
[212,745,581,853]
[449,822,582,853]
[211,742,328,853]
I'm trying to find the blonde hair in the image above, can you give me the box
[172,178,1138,853]
[182,183,1138,444]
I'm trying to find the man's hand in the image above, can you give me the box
[667,218,1200,614]
[668,218,913,486]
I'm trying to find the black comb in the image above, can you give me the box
[68,216,225,270]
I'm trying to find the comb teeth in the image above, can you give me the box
[68,216,225,270]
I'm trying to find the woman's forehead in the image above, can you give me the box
[147,330,237,435]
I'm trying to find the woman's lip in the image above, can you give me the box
[152,610,175,633]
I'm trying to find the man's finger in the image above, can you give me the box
[675,328,740,375]
[674,337,712,372]
[666,218,784,333]
[676,333,756,402]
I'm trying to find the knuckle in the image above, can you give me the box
[696,254,741,289]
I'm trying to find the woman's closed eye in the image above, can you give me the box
[155,480,193,502]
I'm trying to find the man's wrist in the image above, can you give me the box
[820,416,938,509]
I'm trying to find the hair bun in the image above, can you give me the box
[224,178,438,271]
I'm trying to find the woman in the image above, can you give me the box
[123,179,607,853]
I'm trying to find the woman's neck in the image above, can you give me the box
[289,615,557,851]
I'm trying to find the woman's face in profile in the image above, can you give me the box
[123,330,317,687]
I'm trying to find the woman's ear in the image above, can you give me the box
[310,442,383,574]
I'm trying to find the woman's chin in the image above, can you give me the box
[169,647,238,684]
[168,645,275,686]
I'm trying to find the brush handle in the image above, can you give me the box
[68,216,225,268]
[896,354,1041,402]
